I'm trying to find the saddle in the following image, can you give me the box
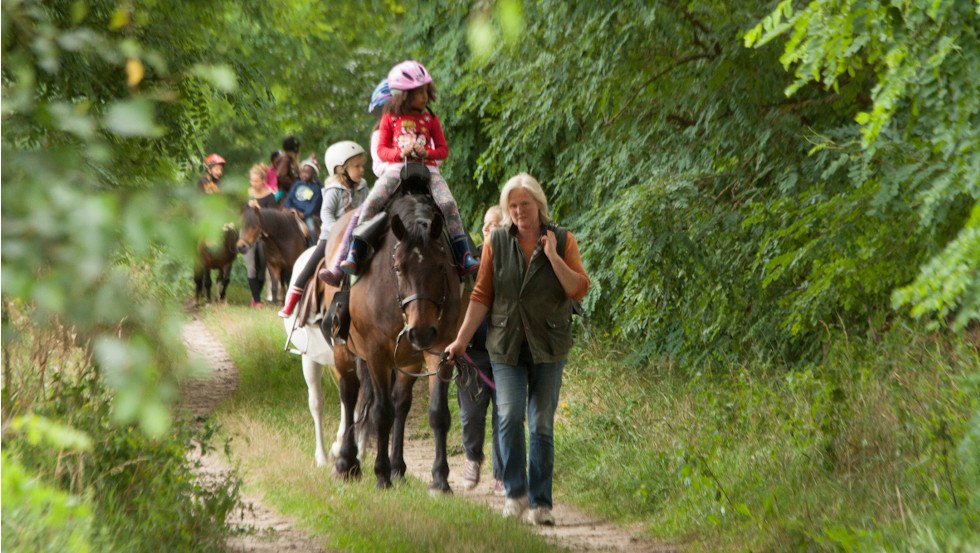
[315,162,438,345]
[350,162,436,265]
[287,209,311,241]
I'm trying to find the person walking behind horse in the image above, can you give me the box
[276,135,301,202]
[243,163,278,307]
[284,158,323,246]
[333,60,479,277]
[446,174,590,526]
[198,153,226,194]
[279,141,368,318]
[458,205,505,494]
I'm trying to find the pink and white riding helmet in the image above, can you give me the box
[387,60,432,93]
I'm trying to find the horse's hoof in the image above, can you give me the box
[315,452,329,468]
[390,468,406,481]
[428,483,452,496]
[376,478,393,490]
[334,457,361,479]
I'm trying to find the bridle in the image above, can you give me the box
[390,240,453,380]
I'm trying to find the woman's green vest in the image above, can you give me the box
[486,225,574,365]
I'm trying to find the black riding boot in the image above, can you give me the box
[247,277,263,306]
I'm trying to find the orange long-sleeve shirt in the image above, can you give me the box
[470,230,590,308]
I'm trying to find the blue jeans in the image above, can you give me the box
[492,342,564,509]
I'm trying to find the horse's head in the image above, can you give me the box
[389,195,449,351]
[237,206,263,254]
[222,223,239,254]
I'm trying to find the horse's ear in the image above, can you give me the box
[429,214,443,240]
[391,214,407,241]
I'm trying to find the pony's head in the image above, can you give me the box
[237,206,262,253]
[389,195,448,350]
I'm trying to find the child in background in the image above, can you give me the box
[338,60,478,276]
[266,150,283,202]
[279,142,368,318]
[245,163,277,307]
[316,80,395,286]
[283,158,323,246]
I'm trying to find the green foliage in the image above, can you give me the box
[557,327,979,551]
[388,0,977,364]
[746,0,979,331]
[1,0,242,435]
[2,312,240,553]
[2,447,93,553]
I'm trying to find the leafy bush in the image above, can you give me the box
[1,308,240,553]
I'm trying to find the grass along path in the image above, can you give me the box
[180,317,326,552]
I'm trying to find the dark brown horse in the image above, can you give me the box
[237,206,307,304]
[340,193,465,490]
[194,223,238,305]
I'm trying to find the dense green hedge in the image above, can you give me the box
[389,0,977,364]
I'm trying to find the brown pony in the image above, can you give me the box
[339,193,465,490]
[237,206,307,304]
[194,223,238,305]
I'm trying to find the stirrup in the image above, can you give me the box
[459,254,480,276]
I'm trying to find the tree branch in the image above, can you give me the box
[605,52,717,125]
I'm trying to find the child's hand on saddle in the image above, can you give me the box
[400,144,415,159]
[412,144,427,159]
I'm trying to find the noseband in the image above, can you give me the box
[391,240,452,378]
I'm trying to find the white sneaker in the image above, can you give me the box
[525,507,555,526]
[461,459,481,490]
[502,496,528,519]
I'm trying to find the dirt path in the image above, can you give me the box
[180,318,326,553]
[401,410,676,553]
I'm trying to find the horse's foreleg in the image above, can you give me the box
[218,264,231,301]
[334,359,362,479]
[302,356,329,468]
[365,355,395,489]
[331,403,345,460]
[269,267,283,304]
[389,367,417,481]
[354,357,375,461]
[193,271,204,306]
[428,360,452,494]
[204,270,214,303]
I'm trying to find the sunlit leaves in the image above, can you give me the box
[188,63,238,93]
[104,99,163,137]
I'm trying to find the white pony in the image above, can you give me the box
[282,246,369,475]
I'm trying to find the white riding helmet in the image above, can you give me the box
[323,141,366,177]
[301,158,319,175]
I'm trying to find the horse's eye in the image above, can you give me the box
[393,265,401,275]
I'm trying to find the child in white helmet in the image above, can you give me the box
[279,142,368,318]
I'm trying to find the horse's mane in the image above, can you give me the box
[389,194,442,249]
[243,207,300,237]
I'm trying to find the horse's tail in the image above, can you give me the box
[354,358,377,453]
